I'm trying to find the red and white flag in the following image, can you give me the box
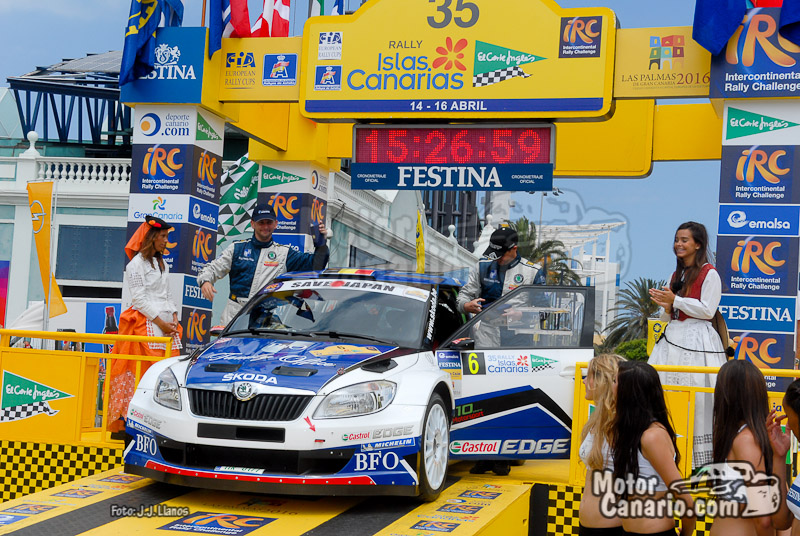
[223,0,253,37]
[252,0,291,37]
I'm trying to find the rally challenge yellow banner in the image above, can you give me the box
[27,182,66,318]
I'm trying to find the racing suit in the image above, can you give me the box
[456,256,542,347]
[197,237,329,325]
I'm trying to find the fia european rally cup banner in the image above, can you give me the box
[717,204,800,236]
[349,163,554,191]
[716,236,798,296]
[719,145,800,204]
[710,8,800,99]
[718,294,796,333]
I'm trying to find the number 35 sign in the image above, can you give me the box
[300,0,615,120]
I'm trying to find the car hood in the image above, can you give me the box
[185,337,398,392]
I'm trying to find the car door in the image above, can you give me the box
[435,285,594,460]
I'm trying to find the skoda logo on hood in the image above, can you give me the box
[233,382,256,401]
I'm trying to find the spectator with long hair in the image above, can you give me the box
[107,216,182,435]
[612,361,695,536]
[765,378,800,533]
[711,359,778,535]
[578,354,624,536]
[649,221,726,468]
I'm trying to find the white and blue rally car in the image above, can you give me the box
[123,269,594,500]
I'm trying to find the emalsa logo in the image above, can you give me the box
[449,440,500,454]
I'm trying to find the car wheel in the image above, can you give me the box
[418,393,449,501]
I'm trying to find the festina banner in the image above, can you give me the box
[349,163,553,191]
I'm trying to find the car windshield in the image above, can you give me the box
[226,278,431,348]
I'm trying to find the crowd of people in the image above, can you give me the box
[575,221,800,535]
[105,212,800,535]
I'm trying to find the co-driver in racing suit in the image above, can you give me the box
[198,203,329,325]
[457,227,544,347]
[456,227,543,476]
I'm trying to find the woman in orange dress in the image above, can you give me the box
[108,216,182,434]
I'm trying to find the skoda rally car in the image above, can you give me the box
[123,269,594,500]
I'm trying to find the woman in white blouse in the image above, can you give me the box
[648,221,726,469]
[108,216,182,435]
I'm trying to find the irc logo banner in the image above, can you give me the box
[720,145,800,204]
[410,520,460,533]
[191,226,216,275]
[191,148,221,202]
[256,192,326,235]
[181,307,210,352]
[717,235,798,296]
[559,17,602,58]
[648,34,685,70]
[710,8,800,98]
[730,331,795,392]
[718,294,796,333]
[132,144,190,193]
[159,511,275,535]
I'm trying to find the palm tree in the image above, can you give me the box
[603,277,666,349]
[508,216,581,285]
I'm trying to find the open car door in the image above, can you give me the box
[436,285,595,461]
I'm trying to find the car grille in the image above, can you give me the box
[188,389,313,421]
[156,437,356,475]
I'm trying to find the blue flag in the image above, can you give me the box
[780,0,800,46]
[120,0,184,86]
[330,0,344,15]
[208,0,227,59]
[692,0,747,55]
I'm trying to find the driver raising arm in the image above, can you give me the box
[197,203,329,325]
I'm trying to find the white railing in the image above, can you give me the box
[36,157,132,187]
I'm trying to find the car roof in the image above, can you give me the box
[277,268,464,287]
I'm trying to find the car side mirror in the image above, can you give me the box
[209,325,225,337]
[449,338,475,351]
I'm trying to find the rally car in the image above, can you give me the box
[123,268,594,500]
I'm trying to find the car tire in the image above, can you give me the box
[418,393,449,501]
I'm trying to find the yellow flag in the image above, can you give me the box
[646,318,668,356]
[27,182,67,318]
[416,210,425,274]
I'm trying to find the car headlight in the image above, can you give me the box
[313,381,396,419]
[153,368,182,411]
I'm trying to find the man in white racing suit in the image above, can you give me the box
[456,227,543,476]
[198,203,328,325]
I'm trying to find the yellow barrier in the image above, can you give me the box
[0,329,173,448]
[569,361,800,487]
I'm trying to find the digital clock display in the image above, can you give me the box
[354,125,553,165]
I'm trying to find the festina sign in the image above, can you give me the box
[349,163,554,191]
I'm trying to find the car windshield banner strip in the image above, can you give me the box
[280,279,430,302]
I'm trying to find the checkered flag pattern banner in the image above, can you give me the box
[472,66,530,87]
[0,441,123,502]
[0,402,57,423]
[218,153,260,246]
[530,362,554,373]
